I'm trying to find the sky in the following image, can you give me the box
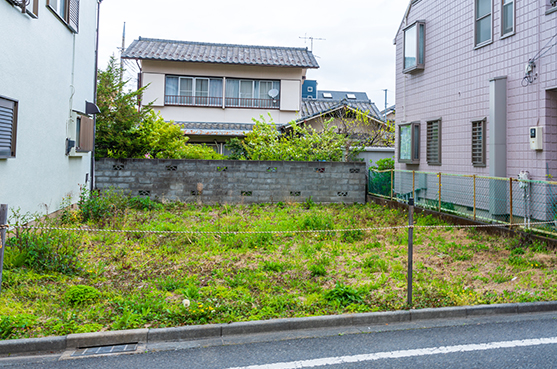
[98,0,409,112]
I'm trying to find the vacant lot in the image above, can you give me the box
[1,198,556,340]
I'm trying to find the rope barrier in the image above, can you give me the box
[2,220,555,235]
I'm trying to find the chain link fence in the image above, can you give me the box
[369,169,557,236]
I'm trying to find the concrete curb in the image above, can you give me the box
[2,301,557,356]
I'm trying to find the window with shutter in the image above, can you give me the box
[0,96,18,159]
[426,119,441,165]
[47,0,79,33]
[472,119,486,166]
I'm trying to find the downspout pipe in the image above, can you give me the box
[90,0,103,192]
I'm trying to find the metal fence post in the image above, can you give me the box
[473,175,477,221]
[0,204,7,294]
[390,170,393,201]
[438,172,442,211]
[412,170,416,199]
[407,198,414,306]
[509,177,513,228]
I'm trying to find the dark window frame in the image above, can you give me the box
[472,119,486,167]
[398,122,420,164]
[0,95,18,159]
[402,20,426,74]
[426,119,442,165]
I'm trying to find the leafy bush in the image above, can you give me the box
[324,283,364,306]
[6,228,83,275]
[361,256,389,273]
[78,188,129,223]
[129,196,163,211]
[262,261,288,273]
[242,115,347,162]
[225,137,248,160]
[370,157,394,171]
[0,314,38,339]
[65,285,101,307]
[308,263,327,277]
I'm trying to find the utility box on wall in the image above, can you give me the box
[530,127,543,151]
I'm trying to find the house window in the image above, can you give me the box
[0,95,18,159]
[472,119,486,166]
[426,119,441,165]
[6,0,39,18]
[47,0,79,33]
[475,0,492,46]
[165,76,223,107]
[403,21,425,73]
[225,79,280,108]
[398,122,420,164]
[502,0,514,36]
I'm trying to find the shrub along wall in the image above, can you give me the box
[95,159,366,204]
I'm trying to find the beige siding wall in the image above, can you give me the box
[139,60,305,125]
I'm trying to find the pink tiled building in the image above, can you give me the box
[394,0,557,181]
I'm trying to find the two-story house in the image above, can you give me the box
[1,0,99,215]
[121,38,319,154]
[394,0,557,220]
[395,0,556,180]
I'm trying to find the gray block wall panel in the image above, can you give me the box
[95,159,366,205]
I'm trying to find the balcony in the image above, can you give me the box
[165,95,280,109]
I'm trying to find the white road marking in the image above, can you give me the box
[225,337,557,369]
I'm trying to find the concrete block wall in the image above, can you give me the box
[95,159,366,204]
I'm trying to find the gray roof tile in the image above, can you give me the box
[300,99,382,121]
[122,38,319,68]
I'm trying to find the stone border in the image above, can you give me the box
[2,301,557,356]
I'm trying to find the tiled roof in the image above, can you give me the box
[122,37,320,68]
[300,99,382,121]
[177,122,281,136]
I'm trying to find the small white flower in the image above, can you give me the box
[182,299,190,308]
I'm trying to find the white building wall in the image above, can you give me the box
[0,0,98,215]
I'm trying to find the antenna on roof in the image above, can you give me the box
[299,33,325,53]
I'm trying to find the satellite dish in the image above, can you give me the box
[268,89,279,98]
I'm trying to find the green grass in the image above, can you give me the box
[1,199,556,340]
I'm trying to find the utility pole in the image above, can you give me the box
[299,34,325,52]
[383,89,388,122]
[120,22,126,83]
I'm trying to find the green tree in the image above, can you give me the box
[241,114,347,162]
[329,107,395,161]
[138,110,190,159]
[95,58,223,160]
[95,56,150,158]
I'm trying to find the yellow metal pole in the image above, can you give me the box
[412,170,416,199]
[438,172,441,211]
[509,177,513,228]
[473,175,476,221]
[390,170,393,200]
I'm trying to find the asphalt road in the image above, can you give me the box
[3,312,557,368]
